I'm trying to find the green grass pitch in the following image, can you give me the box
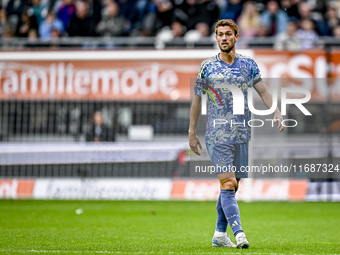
[0,200,339,254]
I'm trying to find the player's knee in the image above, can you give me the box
[219,178,237,191]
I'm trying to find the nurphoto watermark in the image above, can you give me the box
[199,81,312,128]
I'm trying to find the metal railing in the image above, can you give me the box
[1,36,340,50]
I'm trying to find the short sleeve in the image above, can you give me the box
[249,59,262,86]
[194,60,209,97]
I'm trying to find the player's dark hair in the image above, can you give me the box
[215,19,239,36]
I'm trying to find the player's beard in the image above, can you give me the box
[219,39,235,53]
[219,42,235,53]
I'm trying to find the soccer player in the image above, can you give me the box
[188,19,285,249]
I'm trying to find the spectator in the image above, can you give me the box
[50,27,61,38]
[333,1,340,12]
[171,0,194,33]
[52,0,64,12]
[39,10,63,39]
[56,0,75,31]
[237,1,260,39]
[333,25,340,38]
[127,0,152,35]
[67,0,97,36]
[275,20,301,51]
[184,22,210,42]
[154,0,217,43]
[115,0,135,27]
[1,21,14,38]
[1,21,14,49]
[171,21,185,37]
[49,27,62,48]
[171,0,190,26]
[22,28,40,48]
[220,0,243,21]
[86,111,115,142]
[322,5,340,36]
[281,0,301,20]
[5,0,28,28]
[96,0,125,37]
[154,0,174,29]
[310,0,328,19]
[215,0,226,15]
[195,22,210,37]
[196,0,219,30]
[155,21,185,49]
[15,7,38,37]
[28,27,38,40]
[260,0,288,36]
[298,1,323,35]
[257,24,268,37]
[297,18,318,50]
[184,0,219,34]
[0,7,7,36]
[140,0,174,36]
[29,0,48,24]
[85,0,102,26]
[298,2,312,20]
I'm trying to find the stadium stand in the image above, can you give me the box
[0,0,340,47]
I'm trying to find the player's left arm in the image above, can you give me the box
[254,81,285,132]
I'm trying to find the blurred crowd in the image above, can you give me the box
[0,0,340,48]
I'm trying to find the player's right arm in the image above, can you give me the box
[189,95,202,155]
[189,59,209,156]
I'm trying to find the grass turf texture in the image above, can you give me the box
[0,201,339,254]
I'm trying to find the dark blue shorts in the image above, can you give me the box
[207,143,249,178]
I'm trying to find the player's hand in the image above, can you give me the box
[189,133,202,156]
[273,111,285,132]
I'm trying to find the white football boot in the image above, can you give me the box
[235,232,249,249]
[212,231,236,248]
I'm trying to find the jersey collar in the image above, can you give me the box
[217,53,238,67]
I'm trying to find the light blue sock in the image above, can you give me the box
[220,189,243,237]
[215,193,228,232]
